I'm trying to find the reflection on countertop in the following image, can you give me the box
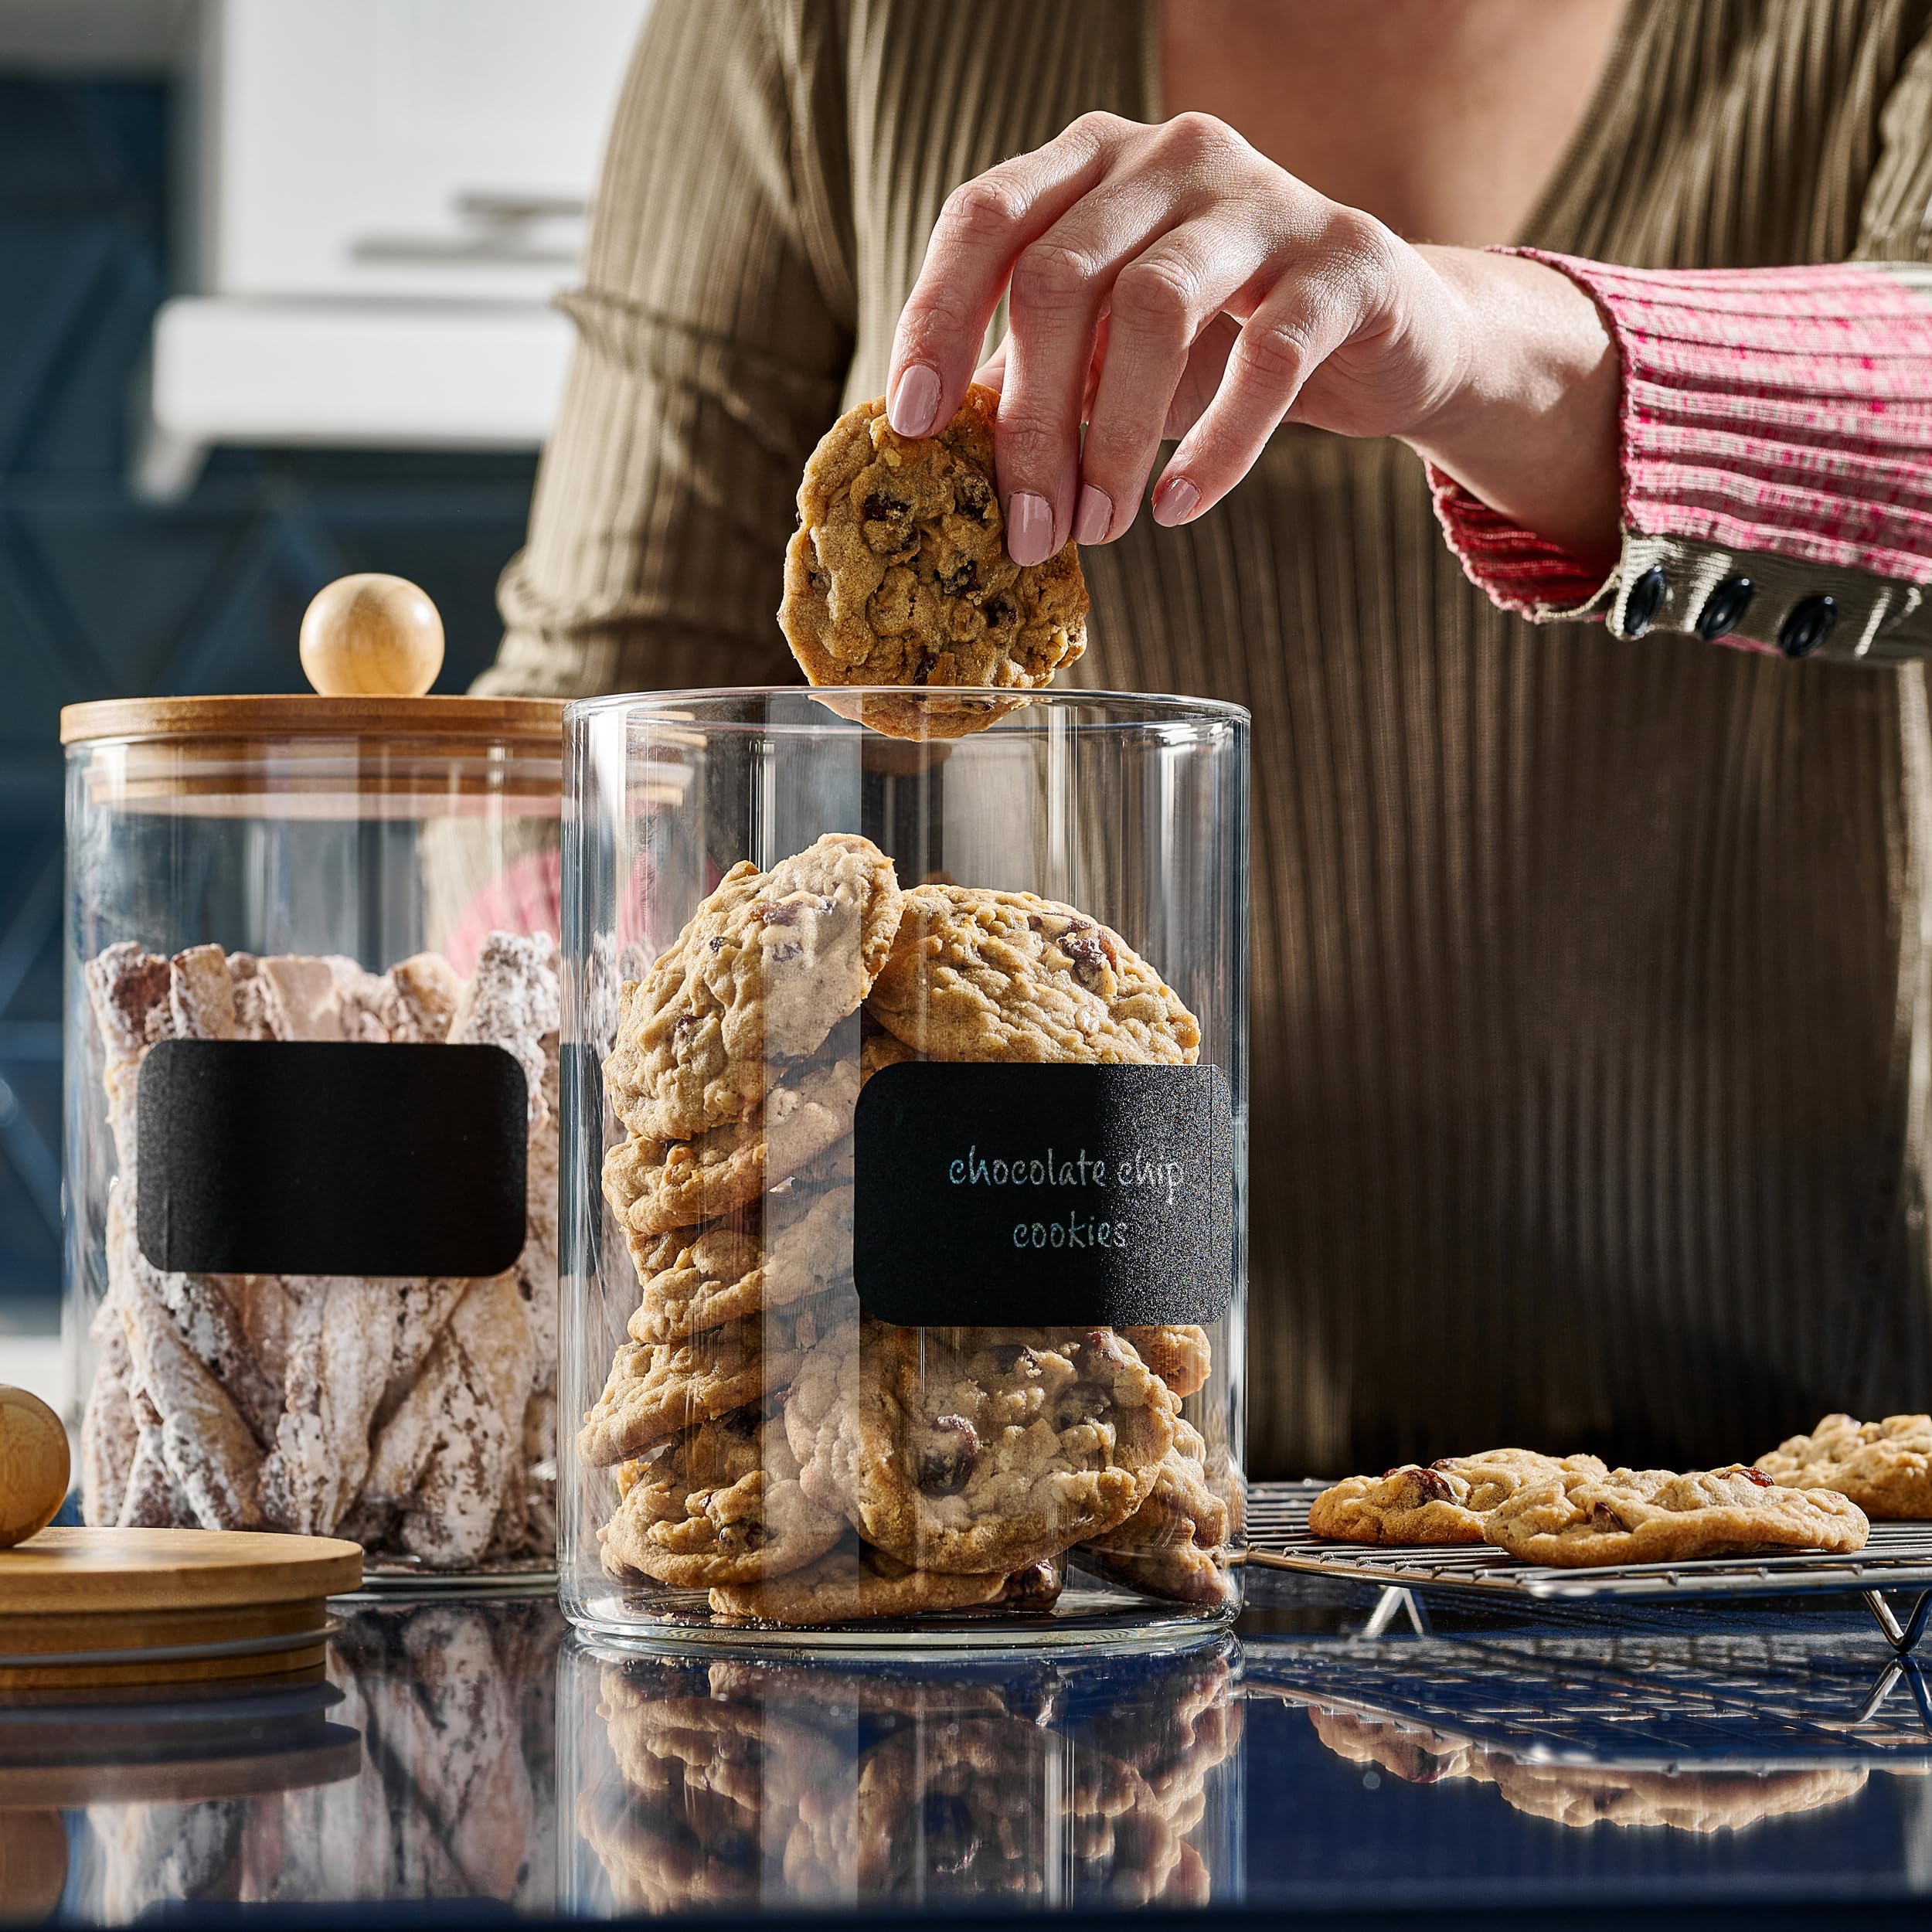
[15,1580,1932,1923]
[563,1640,1240,1915]
[5,1595,563,1924]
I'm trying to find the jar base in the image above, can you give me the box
[564,1583,1237,1655]
[342,1560,560,1600]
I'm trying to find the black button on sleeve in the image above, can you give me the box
[1696,576,1754,641]
[1622,566,1667,638]
[1779,595,1838,660]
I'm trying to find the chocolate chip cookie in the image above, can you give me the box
[785,1321,1176,1575]
[866,885,1202,1064]
[1124,1325,1212,1400]
[579,1304,842,1467]
[779,386,1089,738]
[1305,1709,1477,1787]
[599,1406,845,1587]
[707,1532,1059,1624]
[1753,1412,1932,1519]
[1309,1449,1605,1546]
[604,835,902,1143]
[603,1053,856,1238]
[1481,1463,1869,1566]
[624,1176,855,1344]
[1079,1416,1234,1606]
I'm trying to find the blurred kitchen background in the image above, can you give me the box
[0,0,648,1393]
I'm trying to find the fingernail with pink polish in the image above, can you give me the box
[888,364,942,437]
[1153,476,1200,525]
[1007,492,1054,566]
[1073,485,1113,546]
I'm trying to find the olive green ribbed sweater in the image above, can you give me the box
[481,0,1932,1477]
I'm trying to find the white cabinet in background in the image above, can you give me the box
[142,0,651,495]
[199,0,650,304]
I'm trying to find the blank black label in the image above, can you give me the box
[136,1040,528,1277]
[854,1062,1234,1327]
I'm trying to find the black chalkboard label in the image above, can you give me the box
[135,1040,528,1277]
[853,1062,1235,1327]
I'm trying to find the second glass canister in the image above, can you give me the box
[563,688,1248,1641]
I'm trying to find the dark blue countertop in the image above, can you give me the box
[12,1571,1932,1927]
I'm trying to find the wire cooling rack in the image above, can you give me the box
[1246,1480,1932,1655]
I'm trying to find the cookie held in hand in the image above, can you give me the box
[779,385,1088,739]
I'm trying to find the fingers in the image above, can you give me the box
[891,112,1423,555]
[1165,312,1240,440]
[1155,216,1396,524]
[993,183,1215,560]
[981,328,1112,542]
[886,115,1122,440]
[1071,223,1273,543]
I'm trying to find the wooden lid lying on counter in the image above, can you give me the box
[0,1528,362,1691]
[0,1527,362,1614]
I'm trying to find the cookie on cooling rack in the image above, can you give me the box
[1308,1449,1605,1546]
[1753,1412,1932,1520]
[1481,1463,1869,1567]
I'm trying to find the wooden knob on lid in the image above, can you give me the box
[298,573,445,697]
[0,1386,69,1549]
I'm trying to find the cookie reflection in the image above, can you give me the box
[564,1638,1240,1912]
[1303,1703,1869,1833]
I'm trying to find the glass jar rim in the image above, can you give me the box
[564,685,1251,729]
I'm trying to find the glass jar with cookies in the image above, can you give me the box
[561,686,1249,1641]
[62,576,566,1578]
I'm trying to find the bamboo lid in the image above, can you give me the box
[0,1529,361,1691]
[0,1529,362,1614]
[60,692,566,747]
[60,573,566,747]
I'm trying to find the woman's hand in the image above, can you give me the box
[887,111,1621,570]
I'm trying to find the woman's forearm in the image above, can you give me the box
[1402,247,1622,573]
[1420,253,1932,660]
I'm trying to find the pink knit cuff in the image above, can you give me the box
[1429,253,1932,661]
[1426,464,1611,618]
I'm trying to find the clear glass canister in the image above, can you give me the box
[562,688,1248,1641]
[63,692,566,1578]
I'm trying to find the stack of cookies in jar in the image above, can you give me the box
[583,832,1234,1624]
